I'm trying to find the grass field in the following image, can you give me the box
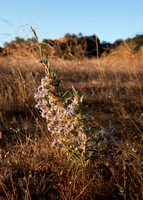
[0,44,142,199]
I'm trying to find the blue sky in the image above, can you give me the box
[0,0,143,47]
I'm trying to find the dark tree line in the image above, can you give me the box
[1,33,143,59]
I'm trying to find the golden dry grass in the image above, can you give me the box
[0,44,143,199]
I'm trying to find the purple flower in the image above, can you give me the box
[61,147,65,151]
[52,139,58,146]
[47,125,53,131]
[41,111,46,118]
[35,102,41,109]
[64,110,68,115]
[69,124,74,131]
[38,85,44,92]
[64,106,74,116]
[34,93,39,99]
[77,131,83,141]
[59,127,63,133]
[54,112,60,120]
[68,107,74,114]
[47,127,51,131]
[39,89,45,96]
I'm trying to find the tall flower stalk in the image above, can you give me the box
[32,27,120,167]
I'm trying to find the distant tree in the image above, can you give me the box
[65,33,72,38]
[134,34,143,40]
[78,32,83,37]
[0,47,3,53]
[114,39,123,45]
[71,33,77,38]
[102,41,109,45]
[132,34,143,51]
[14,37,25,44]
[27,37,37,43]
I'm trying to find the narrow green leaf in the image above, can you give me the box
[72,86,78,98]
[65,97,72,103]
[62,89,72,99]
[80,95,84,104]
[68,150,81,162]
[56,77,62,88]
[79,95,84,117]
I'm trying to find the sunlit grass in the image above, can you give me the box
[0,41,142,199]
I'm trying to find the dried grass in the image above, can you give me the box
[0,45,142,199]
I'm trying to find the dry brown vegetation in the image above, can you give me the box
[0,42,143,199]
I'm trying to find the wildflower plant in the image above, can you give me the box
[32,27,120,168]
